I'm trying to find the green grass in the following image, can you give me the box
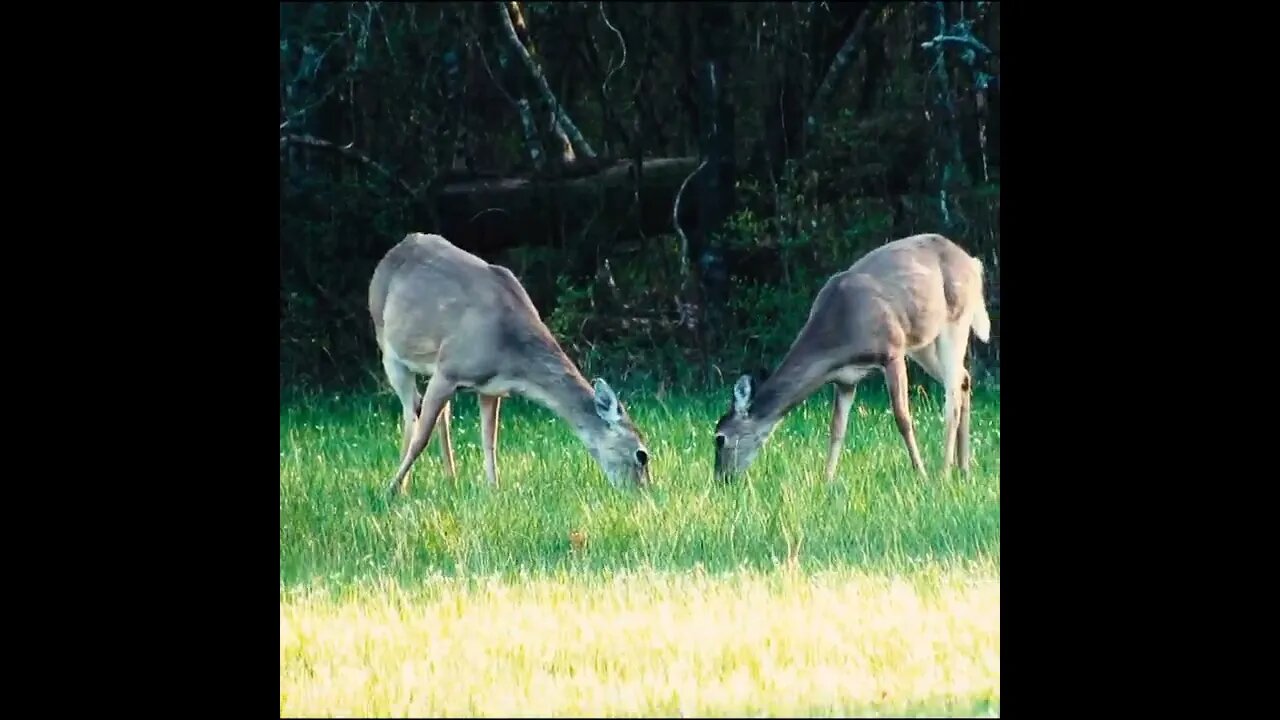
[280,384,1000,717]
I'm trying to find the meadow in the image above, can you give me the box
[280,382,1000,717]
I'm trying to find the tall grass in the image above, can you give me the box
[280,385,1000,716]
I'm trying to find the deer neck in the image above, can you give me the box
[749,349,835,426]
[507,336,608,443]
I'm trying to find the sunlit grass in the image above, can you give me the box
[281,568,998,717]
[280,384,1000,716]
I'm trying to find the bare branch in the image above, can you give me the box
[672,156,708,336]
[921,35,992,56]
[517,99,545,170]
[673,158,709,284]
[494,1,597,159]
[469,207,512,223]
[599,2,627,99]
[279,133,418,197]
[280,84,337,130]
[476,28,546,168]
[575,14,632,149]
[922,1,967,232]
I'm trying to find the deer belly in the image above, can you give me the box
[403,359,438,376]
[468,375,520,397]
[383,342,439,376]
[831,365,875,385]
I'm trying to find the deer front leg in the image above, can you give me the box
[824,383,857,482]
[479,394,502,488]
[884,355,928,479]
[437,400,457,482]
[387,374,457,499]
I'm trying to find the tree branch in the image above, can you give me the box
[804,2,883,145]
[673,158,708,288]
[921,35,993,57]
[575,22,631,149]
[476,37,546,169]
[599,2,627,100]
[279,133,418,197]
[495,1,597,159]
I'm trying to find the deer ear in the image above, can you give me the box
[593,378,622,424]
[733,374,753,416]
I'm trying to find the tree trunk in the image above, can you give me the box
[693,2,736,301]
[923,1,967,234]
[690,2,737,383]
[495,1,596,162]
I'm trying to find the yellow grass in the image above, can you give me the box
[280,567,1000,717]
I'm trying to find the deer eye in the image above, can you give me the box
[715,434,726,449]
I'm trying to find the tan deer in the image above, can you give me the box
[369,232,651,497]
[713,233,992,482]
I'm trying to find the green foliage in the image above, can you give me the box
[279,1,1000,392]
[540,155,999,391]
[279,162,420,391]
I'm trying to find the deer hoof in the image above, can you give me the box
[385,479,403,500]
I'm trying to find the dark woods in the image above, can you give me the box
[280,1,1000,392]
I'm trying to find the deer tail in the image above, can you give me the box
[970,258,992,343]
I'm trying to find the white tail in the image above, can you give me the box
[970,257,992,343]
[713,233,992,481]
[369,233,651,496]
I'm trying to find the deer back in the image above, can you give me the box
[793,234,984,363]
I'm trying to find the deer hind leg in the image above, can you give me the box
[957,371,972,475]
[884,355,928,478]
[824,383,858,482]
[381,351,421,466]
[908,341,946,384]
[934,320,972,476]
[436,400,457,482]
[908,340,949,466]
[387,373,457,499]
[479,394,502,487]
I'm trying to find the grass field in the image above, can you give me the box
[280,383,1000,717]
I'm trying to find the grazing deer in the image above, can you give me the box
[713,233,991,482]
[369,232,651,497]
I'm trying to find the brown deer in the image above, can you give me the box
[713,233,992,482]
[369,232,651,497]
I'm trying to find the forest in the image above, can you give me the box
[280,5,1003,715]
[280,1,1000,392]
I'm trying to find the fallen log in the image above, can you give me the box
[434,156,701,255]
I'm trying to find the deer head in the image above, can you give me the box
[583,378,650,489]
[713,374,775,481]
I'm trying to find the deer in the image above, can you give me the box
[368,232,651,498]
[712,233,992,483]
